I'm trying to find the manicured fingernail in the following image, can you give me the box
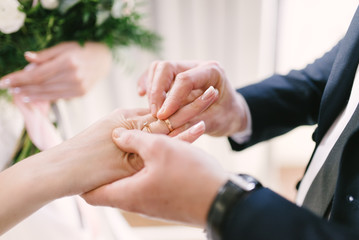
[24,51,37,59]
[24,63,36,71]
[201,86,216,101]
[151,103,157,116]
[22,96,31,103]
[157,107,165,116]
[189,121,205,135]
[0,78,11,89]
[10,87,21,94]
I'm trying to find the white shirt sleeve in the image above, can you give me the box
[229,97,252,144]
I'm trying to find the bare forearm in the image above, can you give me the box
[0,150,67,234]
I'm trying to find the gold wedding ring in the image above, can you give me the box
[142,122,152,133]
[164,119,174,132]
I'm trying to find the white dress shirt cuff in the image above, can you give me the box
[229,97,252,144]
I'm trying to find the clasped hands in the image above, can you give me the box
[0,46,252,233]
[81,61,250,227]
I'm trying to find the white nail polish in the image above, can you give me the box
[201,86,215,101]
[11,87,21,94]
[189,121,205,135]
[25,51,37,59]
[22,96,30,103]
[24,63,36,71]
[0,78,11,89]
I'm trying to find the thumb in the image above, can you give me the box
[82,171,146,209]
[112,128,154,158]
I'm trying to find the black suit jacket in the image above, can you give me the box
[225,5,359,240]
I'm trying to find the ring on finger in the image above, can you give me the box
[142,122,152,133]
[164,119,174,132]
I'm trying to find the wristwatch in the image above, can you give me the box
[206,174,262,240]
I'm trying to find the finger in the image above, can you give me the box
[174,121,205,143]
[10,81,79,102]
[112,128,155,157]
[157,62,222,120]
[167,86,218,129]
[137,70,148,96]
[146,61,160,110]
[149,61,175,116]
[2,57,67,88]
[145,86,217,135]
[24,42,76,64]
[149,61,199,117]
[83,173,146,210]
[131,114,157,131]
[10,71,69,94]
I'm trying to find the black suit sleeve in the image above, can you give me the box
[221,188,359,240]
[229,41,341,151]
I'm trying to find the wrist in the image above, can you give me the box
[206,174,262,240]
[231,93,251,134]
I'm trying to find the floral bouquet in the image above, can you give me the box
[0,0,159,163]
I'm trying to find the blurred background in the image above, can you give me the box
[63,0,358,239]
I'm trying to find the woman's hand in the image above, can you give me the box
[0,89,214,234]
[83,128,229,227]
[0,42,111,102]
[137,61,249,137]
[0,106,206,234]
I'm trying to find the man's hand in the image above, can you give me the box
[83,128,229,227]
[138,60,249,137]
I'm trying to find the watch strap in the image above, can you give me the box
[206,174,262,240]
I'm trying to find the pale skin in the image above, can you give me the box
[81,60,249,227]
[83,128,229,227]
[0,78,217,235]
[137,60,250,137]
[0,108,206,235]
[1,80,220,235]
[0,41,112,101]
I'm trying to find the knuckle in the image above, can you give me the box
[175,72,191,84]
[143,137,162,156]
[174,73,193,92]
[122,131,136,146]
[155,61,170,74]
[67,56,79,71]
[208,61,224,76]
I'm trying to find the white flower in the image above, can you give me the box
[0,0,26,34]
[40,0,59,9]
[111,0,122,19]
[122,0,135,16]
